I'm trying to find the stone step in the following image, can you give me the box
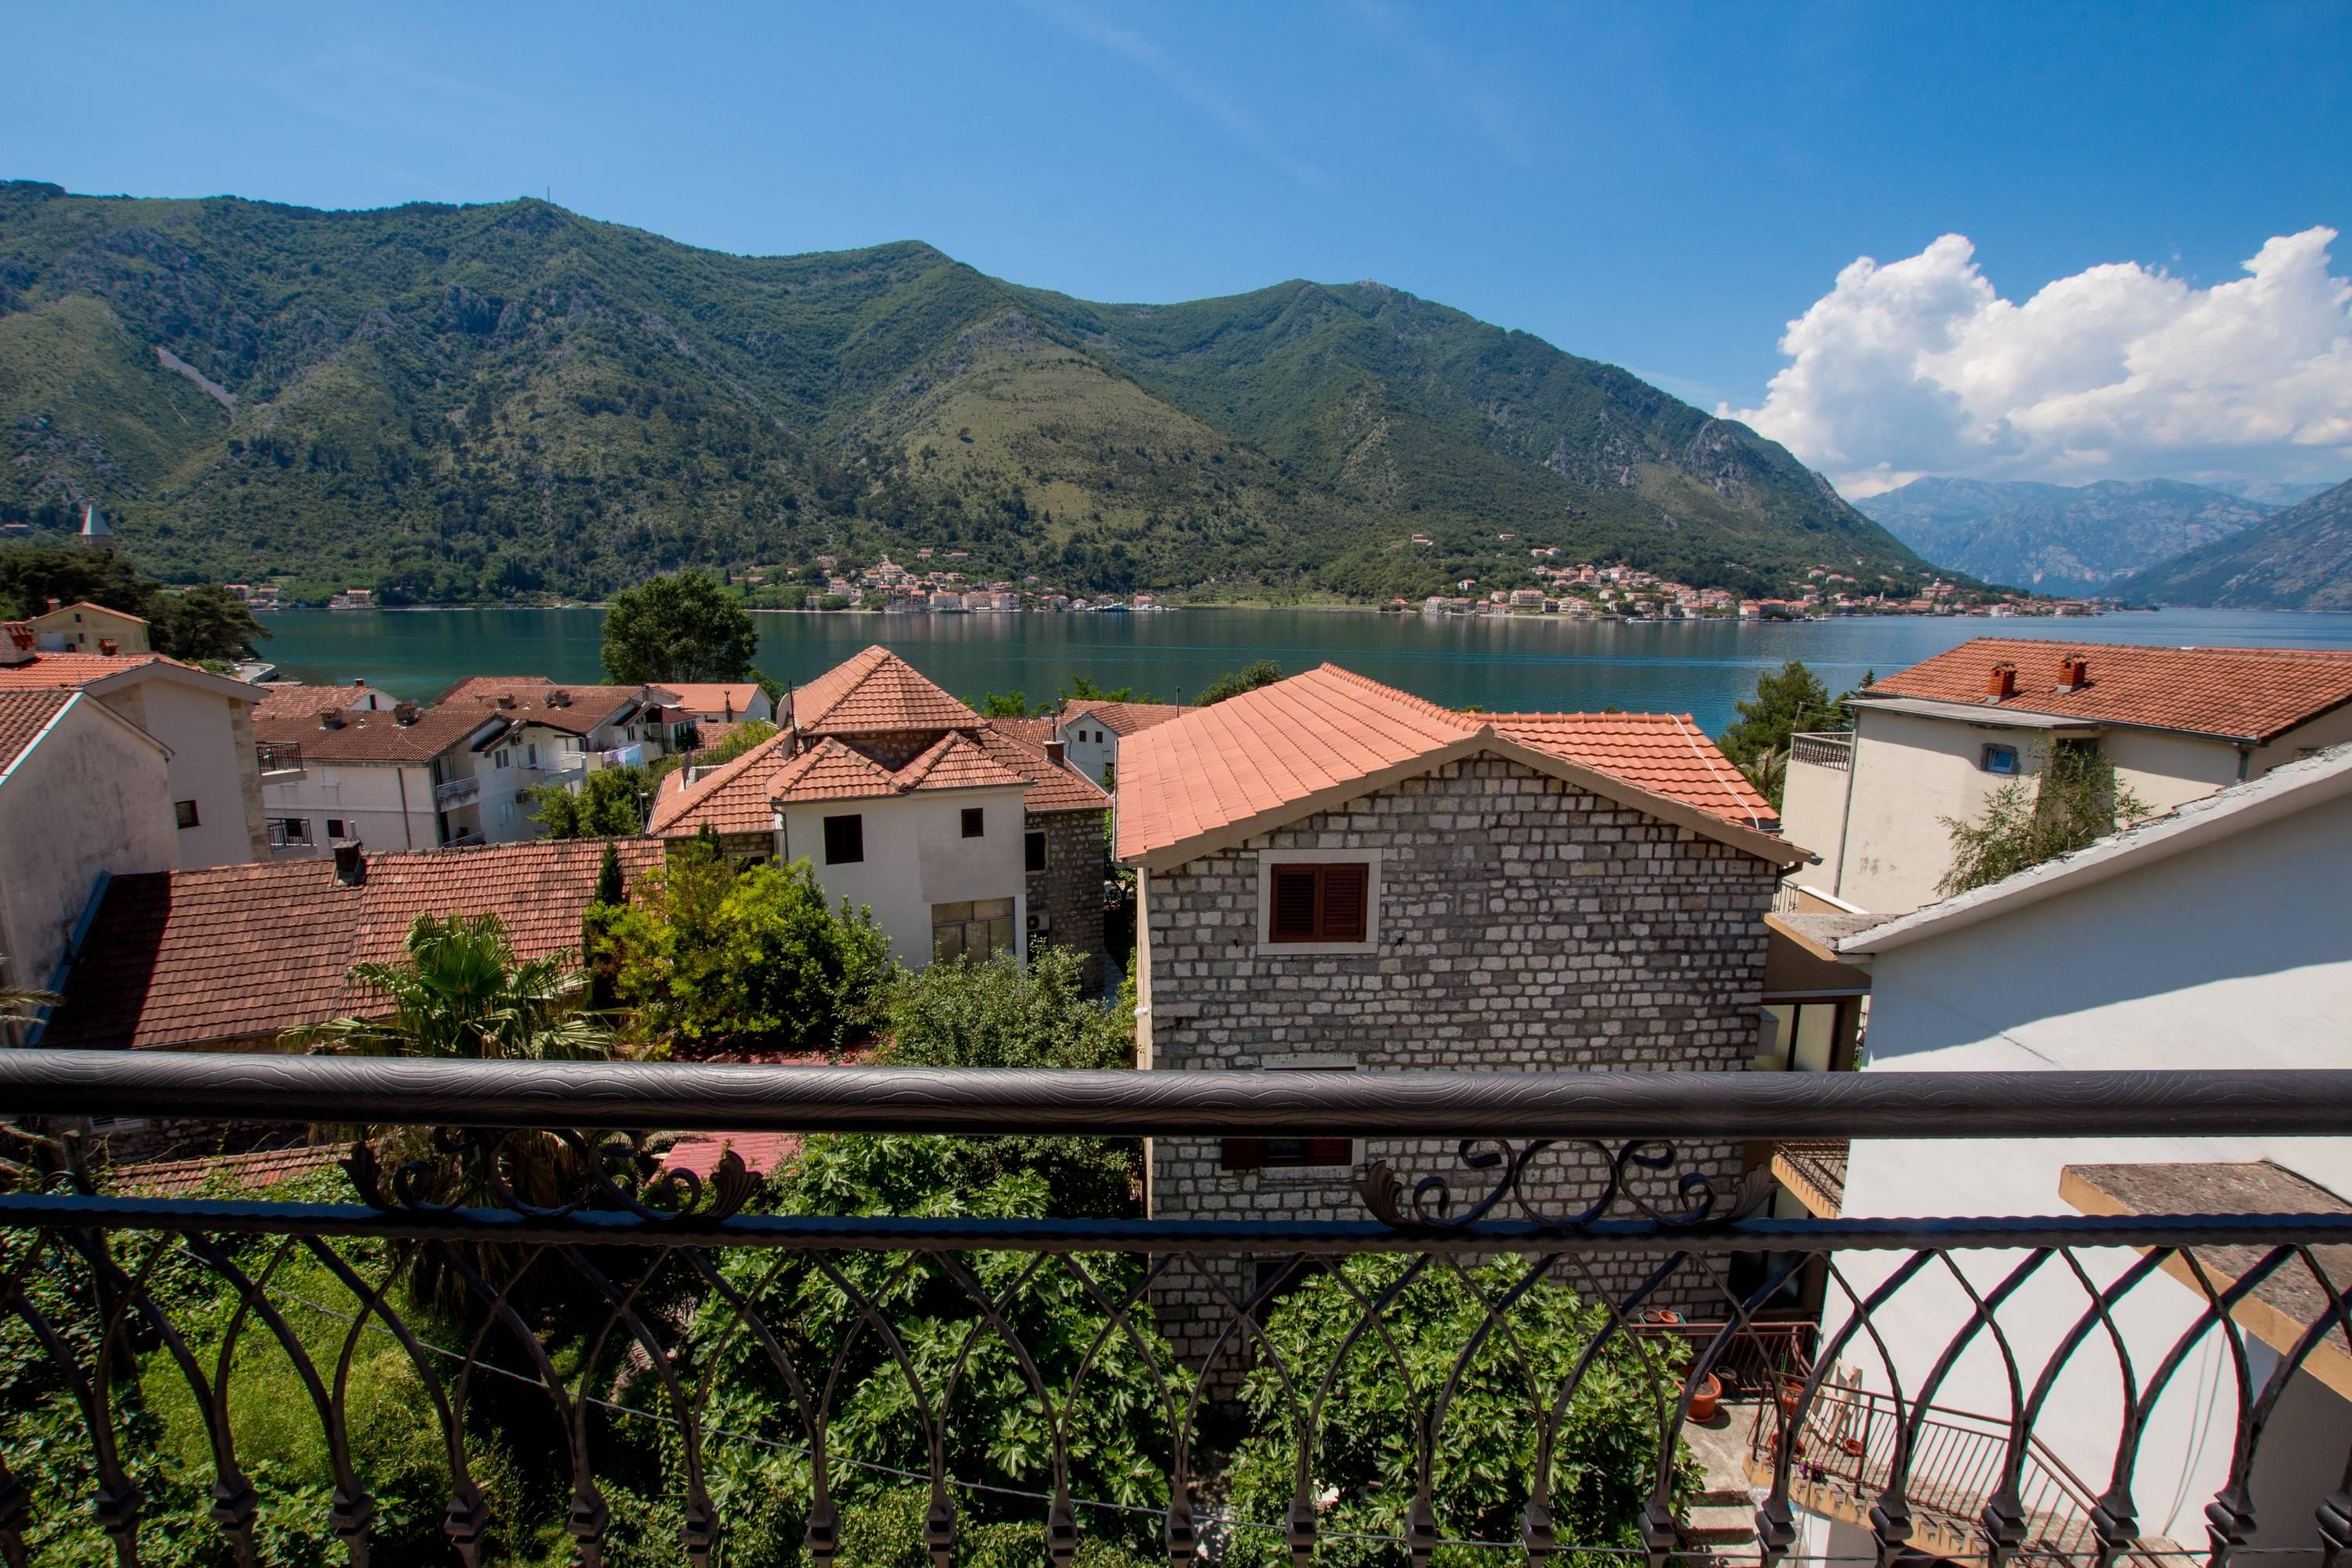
[1682,1504,1760,1545]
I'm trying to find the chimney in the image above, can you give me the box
[547,689,572,708]
[45,597,60,614]
[320,710,345,730]
[2057,653,2090,691]
[1044,739,1066,765]
[1987,662,2017,700]
[0,623,35,667]
[393,700,419,726]
[97,637,118,656]
[332,842,367,887]
[496,693,515,709]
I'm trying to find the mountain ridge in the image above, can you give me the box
[2117,478,2352,611]
[0,180,1933,603]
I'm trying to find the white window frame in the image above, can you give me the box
[1254,847,1384,956]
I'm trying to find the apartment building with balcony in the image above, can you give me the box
[1779,640,2352,915]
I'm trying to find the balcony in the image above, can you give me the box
[0,1058,2347,1568]
[432,775,481,807]
[1789,731,1853,771]
[253,739,303,777]
[1770,1137,1849,1217]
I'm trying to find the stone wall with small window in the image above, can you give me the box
[1140,753,1779,1354]
[1025,808,1108,991]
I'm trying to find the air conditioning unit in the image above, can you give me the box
[1025,909,1051,935]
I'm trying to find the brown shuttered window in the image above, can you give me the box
[1267,862,1370,943]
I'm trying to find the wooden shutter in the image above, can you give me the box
[1319,865,1367,941]
[1270,866,1319,941]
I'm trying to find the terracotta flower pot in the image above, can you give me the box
[1688,1373,1722,1423]
[1842,1436,1866,1458]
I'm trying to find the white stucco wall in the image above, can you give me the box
[2103,726,2243,815]
[111,679,260,869]
[1833,789,2352,1544]
[0,697,176,993]
[1778,750,1851,891]
[1062,725,1118,786]
[262,762,438,854]
[1834,710,2060,913]
[780,786,1028,968]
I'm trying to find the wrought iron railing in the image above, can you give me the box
[1769,1139,1849,1218]
[254,740,303,775]
[2,1057,2350,1568]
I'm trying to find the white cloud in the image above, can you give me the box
[1725,229,2352,498]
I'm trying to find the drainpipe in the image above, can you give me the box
[1830,719,1863,902]
[396,765,416,849]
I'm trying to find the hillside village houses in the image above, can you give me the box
[1780,639,2352,914]
[30,597,151,654]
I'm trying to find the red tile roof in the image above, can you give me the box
[989,715,1059,748]
[789,646,978,735]
[650,682,765,717]
[35,599,151,626]
[254,702,503,764]
[439,678,648,735]
[647,731,793,835]
[978,720,1112,814]
[768,737,902,805]
[1115,662,1789,867]
[658,1131,802,1181]
[110,1145,343,1197]
[1061,699,1190,736]
[1489,713,1776,830]
[0,688,78,772]
[0,651,220,691]
[1864,638,2352,742]
[896,732,1031,793]
[253,682,387,721]
[42,839,663,1051]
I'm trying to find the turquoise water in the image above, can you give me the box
[255,607,2352,737]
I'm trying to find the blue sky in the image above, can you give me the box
[8,2,2350,490]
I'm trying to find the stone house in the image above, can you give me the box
[1115,663,1806,1352]
[647,647,1111,982]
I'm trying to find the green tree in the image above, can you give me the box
[1936,739,2153,896]
[600,571,759,684]
[602,846,889,1057]
[1221,1255,1694,1568]
[154,583,270,662]
[529,764,652,837]
[1061,673,1159,706]
[1717,661,1863,809]
[297,911,613,1060]
[1192,659,1282,706]
[0,545,158,622]
[974,690,1033,717]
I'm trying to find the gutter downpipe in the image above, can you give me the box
[396,764,416,849]
[27,871,111,1045]
[1831,709,1863,902]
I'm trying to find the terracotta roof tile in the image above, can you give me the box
[37,600,150,626]
[658,1131,801,1181]
[789,646,978,735]
[42,839,662,1051]
[110,1145,342,1197]
[1490,713,1777,831]
[0,651,216,691]
[649,682,765,717]
[0,688,78,771]
[1865,638,2352,742]
[989,715,1058,748]
[1060,699,1190,737]
[253,683,387,721]
[648,731,793,836]
[254,702,503,764]
[897,732,1030,793]
[768,737,902,804]
[1116,663,1784,864]
[978,721,1112,814]
[439,678,648,735]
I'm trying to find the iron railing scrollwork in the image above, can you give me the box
[1,1057,2349,1568]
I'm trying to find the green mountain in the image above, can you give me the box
[1854,476,2279,596]
[2117,478,2352,611]
[0,180,1933,603]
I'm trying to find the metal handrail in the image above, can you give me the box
[3,1055,2347,1138]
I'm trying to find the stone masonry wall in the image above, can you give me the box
[1142,755,1778,1364]
[1028,808,1107,990]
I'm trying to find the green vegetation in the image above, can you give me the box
[529,764,654,837]
[1193,659,1283,706]
[1716,660,1867,809]
[597,844,890,1058]
[0,181,1938,604]
[1061,673,1157,705]
[1937,740,2154,895]
[0,544,265,660]
[296,910,612,1059]
[600,570,758,684]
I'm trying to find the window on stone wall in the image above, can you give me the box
[1223,1062,1356,1171]
[1267,862,1369,942]
[1025,829,1047,872]
[932,898,1015,964]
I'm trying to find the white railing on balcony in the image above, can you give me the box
[1790,731,1853,771]
[433,775,481,807]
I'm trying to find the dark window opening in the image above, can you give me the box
[1980,744,2019,775]
[326,818,348,840]
[823,814,864,865]
[1025,829,1047,872]
[961,806,985,839]
[172,800,200,829]
[1222,1136,1356,1170]
[1268,862,1369,943]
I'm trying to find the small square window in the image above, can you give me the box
[172,800,200,829]
[823,814,865,865]
[1025,830,1047,872]
[1269,862,1369,943]
[1980,744,2020,775]
[961,807,985,839]
[326,818,348,840]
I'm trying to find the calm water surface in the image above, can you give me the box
[256,607,2352,736]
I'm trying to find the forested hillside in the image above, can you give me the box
[0,181,1935,602]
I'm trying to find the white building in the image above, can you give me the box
[30,600,151,655]
[649,681,773,728]
[0,687,178,1010]
[1057,698,1190,787]
[1780,639,2352,915]
[0,634,268,867]
[1801,744,2352,1558]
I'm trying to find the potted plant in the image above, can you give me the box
[1688,1372,1723,1423]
